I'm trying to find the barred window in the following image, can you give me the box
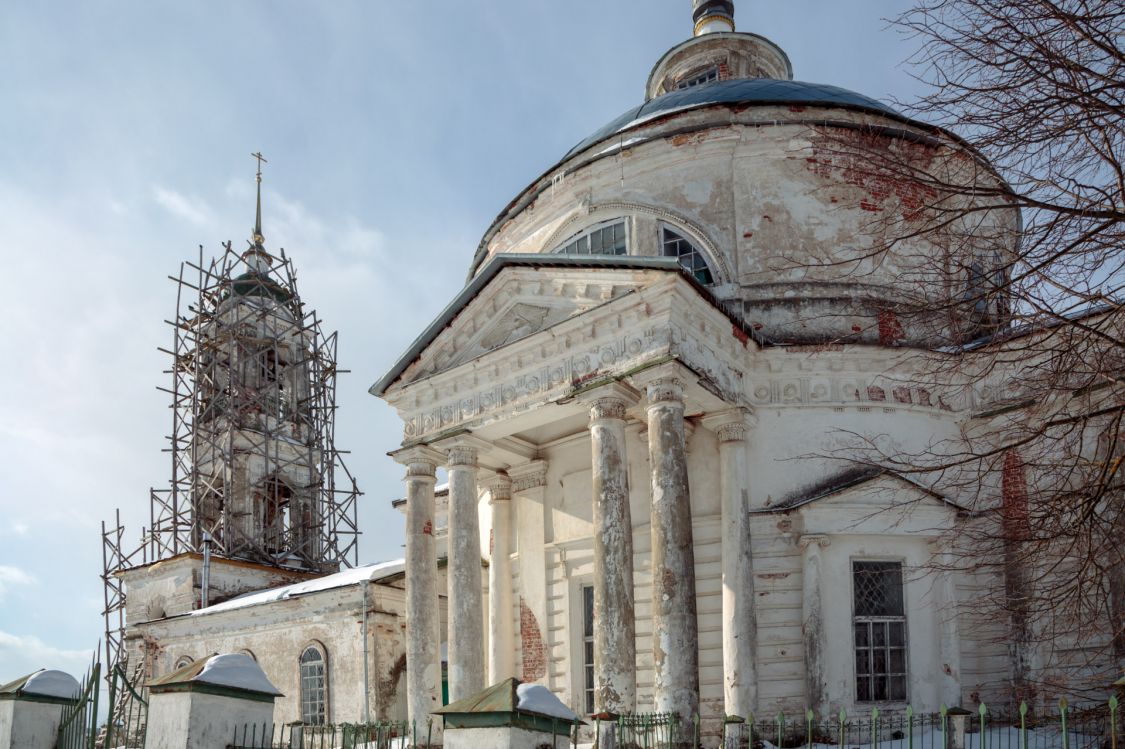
[299,644,328,724]
[662,227,715,285]
[853,561,907,702]
[554,221,627,256]
[582,585,595,715]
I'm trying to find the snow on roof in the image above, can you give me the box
[516,683,578,721]
[21,669,81,700]
[191,559,405,617]
[195,654,281,695]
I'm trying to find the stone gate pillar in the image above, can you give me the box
[393,445,444,740]
[587,384,638,715]
[644,377,700,725]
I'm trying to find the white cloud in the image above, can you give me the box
[0,630,93,680]
[0,566,35,600]
[153,186,212,225]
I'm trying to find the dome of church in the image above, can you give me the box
[471,5,1018,348]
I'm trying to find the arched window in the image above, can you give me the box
[259,478,293,554]
[553,220,627,256]
[174,656,194,670]
[299,644,328,724]
[238,649,257,662]
[661,226,715,285]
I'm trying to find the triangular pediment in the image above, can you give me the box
[376,255,686,393]
[766,468,965,537]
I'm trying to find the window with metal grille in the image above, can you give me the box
[299,644,328,724]
[582,584,595,715]
[554,221,627,256]
[853,561,907,702]
[662,227,715,285]
[677,66,720,90]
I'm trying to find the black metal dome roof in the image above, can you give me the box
[563,78,901,160]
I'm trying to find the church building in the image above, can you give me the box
[371,0,1114,743]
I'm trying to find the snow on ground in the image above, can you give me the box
[516,682,579,721]
[190,559,405,616]
[195,653,281,695]
[22,669,81,699]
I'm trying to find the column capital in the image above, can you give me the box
[578,381,640,422]
[433,432,492,467]
[487,473,513,502]
[798,533,831,551]
[509,459,548,494]
[645,377,686,406]
[702,407,757,441]
[389,445,445,473]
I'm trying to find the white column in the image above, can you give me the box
[488,473,515,683]
[645,378,699,724]
[393,446,444,739]
[704,409,757,719]
[589,390,637,715]
[800,534,830,718]
[445,442,485,703]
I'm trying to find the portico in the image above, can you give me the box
[375,255,760,730]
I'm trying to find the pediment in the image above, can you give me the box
[389,259,678,389]
[765,468,965,537]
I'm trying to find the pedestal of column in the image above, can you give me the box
[645,378,699,725]
[394,446,444,741]
[487,473,515,683]
[704,409,757,720]
[445,443,485,703]
[589,390,637,715]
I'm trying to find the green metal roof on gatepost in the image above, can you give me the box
[432,677,582,734]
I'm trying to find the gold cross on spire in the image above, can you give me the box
[251,151,267,247]
[251,151,268,182]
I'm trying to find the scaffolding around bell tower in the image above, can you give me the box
[100,234,361,679]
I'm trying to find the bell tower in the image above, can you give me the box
[100,155,360,680]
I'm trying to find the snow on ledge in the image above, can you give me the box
[191,559,405,617]
[515,683,577,721]
[195,654,281,696]
[23,670,81,700]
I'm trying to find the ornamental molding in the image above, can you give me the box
[798,534,831,550]
[392,281,750,442]
[446,445,479,468]
[716,421,747,443]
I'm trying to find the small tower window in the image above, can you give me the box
[299,644,328,724]
[677,66,720,90]
[581,584,595,715]
[662,227,715,285]
[553,221,627,256]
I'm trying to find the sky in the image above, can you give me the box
[0,1,925,684]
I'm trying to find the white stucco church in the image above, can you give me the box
[370,0,1115,743]
[68,2,1118,745]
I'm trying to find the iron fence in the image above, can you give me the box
[225,697,1120,749]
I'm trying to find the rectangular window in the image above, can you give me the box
[676,66,719,90]
[853,561,907,702]
[555,221,627,256]
[582,584,595,715]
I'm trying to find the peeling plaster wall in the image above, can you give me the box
[479,105,1018,347]
[134,582,413,724]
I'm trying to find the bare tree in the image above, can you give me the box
[795,0,1124,701]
